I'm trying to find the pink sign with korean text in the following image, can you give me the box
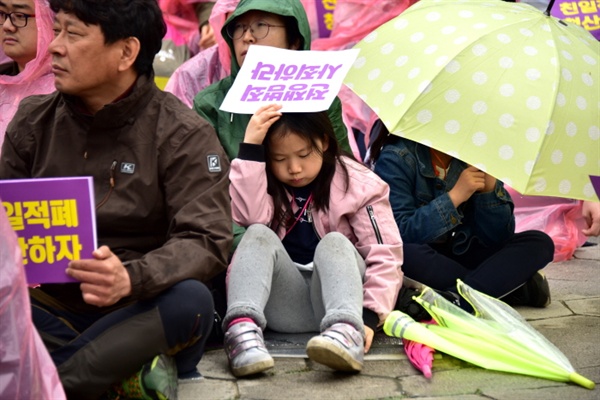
[0,177,97,284]
[220,45,360,114]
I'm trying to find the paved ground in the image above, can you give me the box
[180,239,599,400]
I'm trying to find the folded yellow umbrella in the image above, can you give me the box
[384,281,595,389]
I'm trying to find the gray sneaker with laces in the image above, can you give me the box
[306,323,364,372]
[224,321,274,377]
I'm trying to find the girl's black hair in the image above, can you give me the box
[264,111,351,230]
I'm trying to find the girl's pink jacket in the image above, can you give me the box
[230,156,403,325]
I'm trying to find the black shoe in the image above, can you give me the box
[503,271,551,308]
[395,287,430,321]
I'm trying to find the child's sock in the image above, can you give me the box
[227,317,255,329]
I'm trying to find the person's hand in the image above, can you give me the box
[581,201,600,236]
[481,171,496,193]
[198,24,216,50]
[66,246,132,307]
[364,326,375,353]
[448,166,486,207]
[244,104,282,145]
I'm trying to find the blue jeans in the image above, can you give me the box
[401,230,554,299]
[31,279,214,399]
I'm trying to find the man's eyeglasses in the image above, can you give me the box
[226,21,284,40]
[0,11,36,28]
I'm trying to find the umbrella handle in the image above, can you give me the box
[569,372,595,390]
[544,0,556,16]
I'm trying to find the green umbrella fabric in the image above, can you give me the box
[383,281,595,389]
[345,0,599,201]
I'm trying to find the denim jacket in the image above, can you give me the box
[373,136,515,255]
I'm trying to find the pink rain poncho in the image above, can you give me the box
[0,204,66,399]
[506,187,588,262]
[0,0,56,151]
[164,0,238,107]
[311,0,418,51]
[159,0,200,47]
[311,0,419,159]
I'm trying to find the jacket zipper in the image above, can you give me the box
[367,205,383,244]
[96,160,117,210]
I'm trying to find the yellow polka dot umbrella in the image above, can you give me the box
[344,0,600,201]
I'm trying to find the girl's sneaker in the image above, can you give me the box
[224,321,274,377]
[306,323,364,372]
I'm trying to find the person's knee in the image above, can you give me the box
[315,232,352,253]
[158,280,215,344]
[242,224,279,246]
[160,280,214,321]
[518,230,555,263]
[238,224,281,250]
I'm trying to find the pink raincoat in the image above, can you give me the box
[159,0,216,46]
[311,0,418,51]
[0,0,55,151]
[0,204,66,399]
[311,0,419,159]
[164,0,238,107]
[0,51,10,65]
[506,187,588,262]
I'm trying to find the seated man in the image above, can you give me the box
[0,0,232,399]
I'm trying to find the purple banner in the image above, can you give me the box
[316,0,336,39]
[0,177,97,284]
[552,0,600,40]
[591,175,600,198]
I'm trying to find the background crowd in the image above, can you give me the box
[0,0,598,399]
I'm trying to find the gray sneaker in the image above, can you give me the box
[224,321,274,377]
[306,323,364,372]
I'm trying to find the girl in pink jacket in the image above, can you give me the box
[223,105,403,378]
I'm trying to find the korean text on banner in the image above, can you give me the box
[220,45,360,114]
[0,177,97,284]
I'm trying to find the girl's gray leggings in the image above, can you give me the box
[223,224,366,336]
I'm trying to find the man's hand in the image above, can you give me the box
[364,326,374,353]
[243,104,282,145]
[66,246,132,307]
[581,201,600,236]
[448,166,486,207]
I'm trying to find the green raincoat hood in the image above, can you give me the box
[221,0,312,77]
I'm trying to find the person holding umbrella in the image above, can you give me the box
[371,124,555,312]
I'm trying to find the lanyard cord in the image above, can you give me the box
[285,192,313,236]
